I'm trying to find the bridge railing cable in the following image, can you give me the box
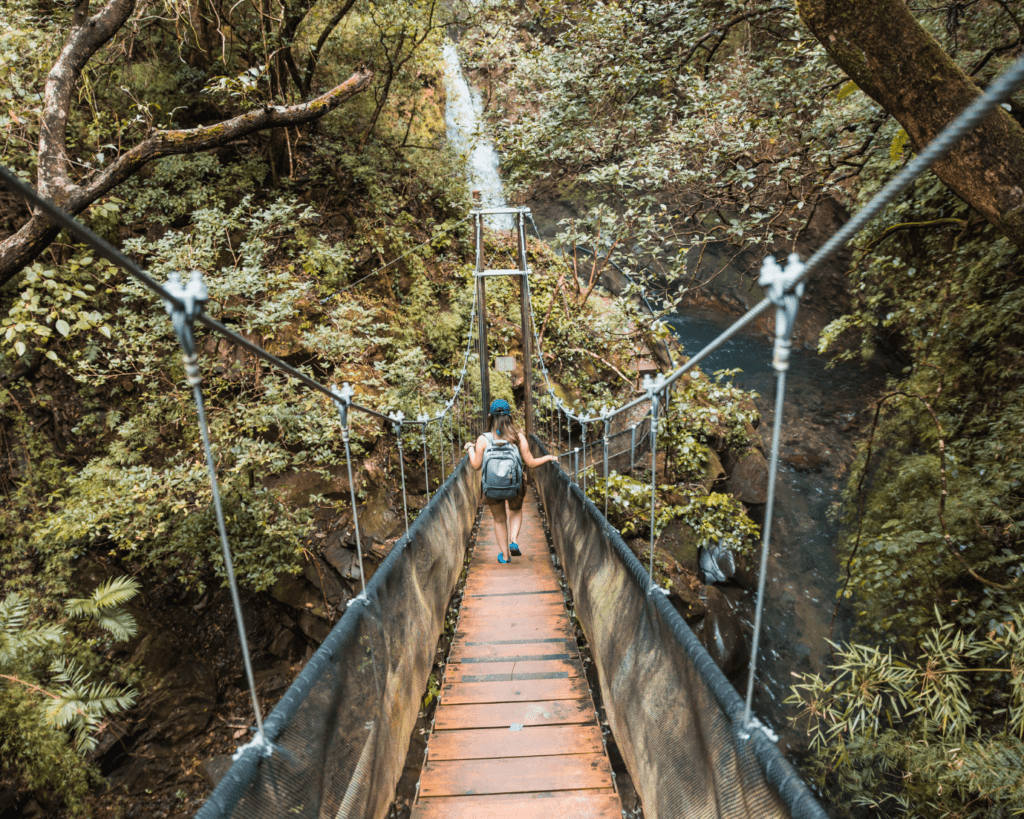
[0,162,484,764]
[521,51,1024,736]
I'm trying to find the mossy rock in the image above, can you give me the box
[658,519,700,565]
[703,447,726,491]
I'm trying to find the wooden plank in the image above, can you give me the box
[462,580,562,596]
[458,608,567,622]
[459,593,565,611]
[439,675,589,704]
[457,612,568,629]
[433,699,594,731]
[412,792,622,819]
[454,624,572,643]
[418,754,614,797]
[443,658,583,683]
[427,724,604,761]
[447,641,577,663]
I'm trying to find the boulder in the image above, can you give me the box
[271,572,325,617]
[146,661,218,744]
[703,447,726,491]
[298,610,331,643]
[262,466,361,505]
[667,572,706,624]
[727,449,769,504]
[199,755,235,789]
[783,447,829,472]
[303,555,346,605]
[357,482,403,543]
[323,544,361,581]
[697,586,748,682]
[658,519,699,565]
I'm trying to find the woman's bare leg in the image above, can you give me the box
[507,503,523,552]
[489,504,511,562]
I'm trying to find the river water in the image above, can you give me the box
[667,307,886,745]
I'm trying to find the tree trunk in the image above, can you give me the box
[796,0,1024,249]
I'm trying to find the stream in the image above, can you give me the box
[667,307,887,746]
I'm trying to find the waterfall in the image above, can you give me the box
[441,42,514,230]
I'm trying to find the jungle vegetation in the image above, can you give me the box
[1,0,1024,815]
[467,0,1024,815]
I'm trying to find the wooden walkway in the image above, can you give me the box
[410,493,623,819]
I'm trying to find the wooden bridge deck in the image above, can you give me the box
[410,493,623,819]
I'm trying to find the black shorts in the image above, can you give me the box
[483,483,526,510]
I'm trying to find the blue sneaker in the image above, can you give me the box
[509,541,522,557]
[497,552,510,564]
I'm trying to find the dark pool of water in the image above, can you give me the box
[667,307,887,742]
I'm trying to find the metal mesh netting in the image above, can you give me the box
[530,437,828,819]
[196,459,480,819]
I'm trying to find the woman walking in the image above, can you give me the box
[464,399,558,563]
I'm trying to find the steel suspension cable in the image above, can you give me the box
[163,271,269,756]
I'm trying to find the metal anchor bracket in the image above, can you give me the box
[758,253,805,373]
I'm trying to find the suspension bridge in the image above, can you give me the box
[2,54,1023,819]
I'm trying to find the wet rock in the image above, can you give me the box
[699,543,736,584]
[107,744,179,793]
[298,611,331,643]
[659,519,699,564]
[703,447,726,491]
[262,466,361,505]
[668,575,706,624]
[357,482,403,543]
[267,626,300,658]
[271,572,323,615]
[255,661,292,694]
[727,449,769,504]
[697,585,747,683]
[147,661,218,744]
[322,544,361,581]
[303,555,346,605]
[783,448,829,472]
[199,755,234,789]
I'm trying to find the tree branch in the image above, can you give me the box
[0,67,373,287]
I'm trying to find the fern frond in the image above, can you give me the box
[0,594,29,630]
[90,576,140,611]
[95,610,138,641]
[0,594,64,667]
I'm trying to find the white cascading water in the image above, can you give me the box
[441,42,514,230]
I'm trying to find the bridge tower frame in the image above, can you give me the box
[471,194,535,439]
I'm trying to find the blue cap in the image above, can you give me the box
[489,399,511,415]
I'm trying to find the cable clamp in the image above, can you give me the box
[389,410,404,437]
[232,731,274,761]
[758,253,805,373]
[643,373,665,427]
[739,714,779,743]
[164,270,208,381]
[332,382,355,434]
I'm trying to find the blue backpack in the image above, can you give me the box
[481,433,523,500]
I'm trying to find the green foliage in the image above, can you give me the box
[1,254,114,365]
[1,582,139,811]
[659,368,758,481]
[790,608,1024,817]
[464,0,847,305]
[586,471,757,554]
